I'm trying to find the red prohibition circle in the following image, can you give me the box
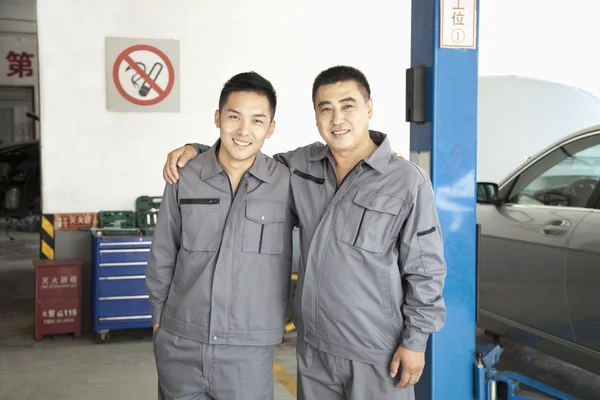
[112,44,175,106]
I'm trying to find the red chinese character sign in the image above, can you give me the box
[105,37,180,112]
[6,51,34,78]
[0,37,37,85]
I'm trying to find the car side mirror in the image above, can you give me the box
[477,182,500,205]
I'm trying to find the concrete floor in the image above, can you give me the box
[1,222,600,399]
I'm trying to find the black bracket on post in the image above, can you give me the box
[406,65,426,124]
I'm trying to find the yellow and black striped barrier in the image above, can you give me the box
[40,214,55,260]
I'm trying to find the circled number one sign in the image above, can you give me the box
[112,44,175,106]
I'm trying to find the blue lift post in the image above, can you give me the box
[409,2,583,399]
[409,0,479,398]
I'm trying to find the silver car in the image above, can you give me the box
[476,124,600,375]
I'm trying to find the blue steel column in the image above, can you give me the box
[411,1,479,399]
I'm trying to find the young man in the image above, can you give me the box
[146,71,296,400]
[162,66,447,400]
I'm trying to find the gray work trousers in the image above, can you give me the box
[153,327,275,400]
[296,340,416,400]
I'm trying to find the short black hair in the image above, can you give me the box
[311,65,371,107]
[218,71,277,119]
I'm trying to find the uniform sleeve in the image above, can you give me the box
[146,181,182,325]
[273,148,303,169]
[398,181,447,352]
[187,143,211,154]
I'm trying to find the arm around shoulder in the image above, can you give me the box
[186,143,210,154]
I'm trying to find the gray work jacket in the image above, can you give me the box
[146,140,295,346]
[191,131,447,365]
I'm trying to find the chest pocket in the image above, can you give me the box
[180,198,222,252]
[340,189,405,254]
[243,201,286,255]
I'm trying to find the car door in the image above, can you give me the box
[479,132,600,342]
[566,179,600,353]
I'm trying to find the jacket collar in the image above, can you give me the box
[309,130,391,174]
[200,139,270,182]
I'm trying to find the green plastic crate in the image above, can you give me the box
[136,196,162,236]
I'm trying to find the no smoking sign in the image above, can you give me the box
[106,37,180,112]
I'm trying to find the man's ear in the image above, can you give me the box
[214,109,221,128]
[266,119,276,139]
[367,98,373,119]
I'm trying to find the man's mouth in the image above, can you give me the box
[232,138,251,147]
[331,129,350,136]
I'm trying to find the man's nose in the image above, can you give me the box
[238,119,251,135]
[332,109,345,126]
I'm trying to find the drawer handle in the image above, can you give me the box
[99,295,149,300]
[100,249,150,254]
[99,275,146,280]
[100,242,151,247]
[99,262,147,267]
[99,315,152,321]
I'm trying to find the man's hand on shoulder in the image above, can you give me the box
[163,144,199,184]
[389,345,425,388]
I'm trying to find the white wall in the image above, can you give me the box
[479,0,600,100]
[36,0,411,213]
[36,0,600,213]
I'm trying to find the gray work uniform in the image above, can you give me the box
[146,139,295,400]
[191,130,447,399]
[276,131,447,399]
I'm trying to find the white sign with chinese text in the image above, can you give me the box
[0,36,37,85]
[440,0,477,49]
[40,275,78,289]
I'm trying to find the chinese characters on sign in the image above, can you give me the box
[40,275,78,289]
[55,213,98,231]
[440,0,476,49]
[41,308,78,324]
[5,51,34,78]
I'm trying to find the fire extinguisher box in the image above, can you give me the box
[33,259,82,340]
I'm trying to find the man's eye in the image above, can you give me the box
[255,119,263,124]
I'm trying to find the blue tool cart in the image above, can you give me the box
[91,233,153,343]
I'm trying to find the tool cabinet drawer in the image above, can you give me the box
[96,297,152,318]
[98,238,152,250]
[98,248,150,264]
[98,262,147,277]
[98,276,148,297]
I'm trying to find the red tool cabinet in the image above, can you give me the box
[33,259,82,340]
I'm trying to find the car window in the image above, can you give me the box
[508,133,600,208]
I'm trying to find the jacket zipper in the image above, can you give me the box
[335,162,361,194]
[227,176,235,201]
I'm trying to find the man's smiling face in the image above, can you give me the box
[314,80,373,154]
[215,90,275,164]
